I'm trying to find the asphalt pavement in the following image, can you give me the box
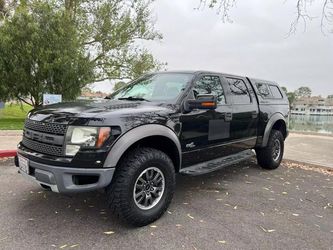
[0,158,332,250]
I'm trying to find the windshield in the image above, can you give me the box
[109,73,193,102]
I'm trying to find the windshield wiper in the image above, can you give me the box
[118,96,150,102]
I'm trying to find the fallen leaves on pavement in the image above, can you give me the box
[187,214,194,219]
[259,226,276,233]
[284,161,333,176]
[104,231,115,235]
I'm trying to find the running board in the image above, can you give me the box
[179,149,255,176]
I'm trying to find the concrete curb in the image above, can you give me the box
[289,130,333,137]
[0,130,22,136]
[0,150,17,158]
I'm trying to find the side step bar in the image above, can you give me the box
[179,149,255,176]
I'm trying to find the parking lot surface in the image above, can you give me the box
[0,158,332,250]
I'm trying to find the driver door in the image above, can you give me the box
[180,74,233,167]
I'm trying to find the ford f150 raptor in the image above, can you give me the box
[15,71,289,226]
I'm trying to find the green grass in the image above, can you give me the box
[0,103,32,130]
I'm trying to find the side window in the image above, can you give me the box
[256,83,272,98]
[269,85,283,99]
[227,78,251,104]
[194,75,225,104]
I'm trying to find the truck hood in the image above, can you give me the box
[27,100,177,127]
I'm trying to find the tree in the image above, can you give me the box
[198,0,333,34]
[0,0,164,107]
[280,86,296,105]
[287,92,296,105]
[0,2,93,106]
[281,86,288,94]
[63,0,164,82]
[295,86,312,98]
[113,81,127,92]
[81,86,93,94]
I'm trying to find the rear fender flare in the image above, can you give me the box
[261,113,286,147]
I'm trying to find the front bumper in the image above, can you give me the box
[16,153,115,193]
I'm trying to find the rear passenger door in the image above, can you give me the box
[225,77,259,149]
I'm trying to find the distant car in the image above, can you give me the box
[16,71,289,226]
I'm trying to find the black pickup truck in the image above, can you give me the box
[16,71,289,226]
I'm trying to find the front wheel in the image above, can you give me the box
[106,147,175,227]
[256,129,284,170]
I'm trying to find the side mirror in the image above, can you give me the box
[186,94,217,111]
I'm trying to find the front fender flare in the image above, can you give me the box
[261,113,286,147]
[103,124,181,168]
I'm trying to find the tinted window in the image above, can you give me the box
[110,73,193,102]
[227,78,251,104]
[256,83,272,98]
[269,85,283,99]
[194,75,225,104]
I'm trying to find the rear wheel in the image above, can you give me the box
[106,147,175,227]
[256,129,284,170]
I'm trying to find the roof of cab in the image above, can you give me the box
[153,70,279,85]
[249,77,279,86]
[155,70,246,78]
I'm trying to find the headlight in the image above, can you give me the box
[65,126,111,156]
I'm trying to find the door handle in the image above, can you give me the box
[252,111,258,119]
[225,112,232,121]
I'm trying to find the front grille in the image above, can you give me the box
[22,137,64,156]
[25,119,67,135]
[22,119,67,156]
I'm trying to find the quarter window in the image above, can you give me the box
[194,75,225,104]
[227,78,251,104]
[269,85,283,99]
[256,83,272,98]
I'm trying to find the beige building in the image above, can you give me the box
[291,96,333,116]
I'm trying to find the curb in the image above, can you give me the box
[0,150,17,158]
[0,130,23,136]
[289,131,333,137]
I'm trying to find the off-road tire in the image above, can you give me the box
[256,129,284,170]
[106,147,175,227]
